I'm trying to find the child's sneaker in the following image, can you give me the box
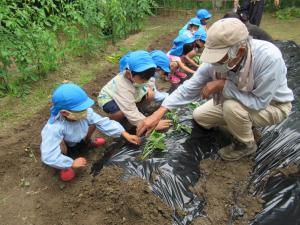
[60,168,75,181]
[90,137,106,148]
[167,74,180,84]
[175,71,187,79]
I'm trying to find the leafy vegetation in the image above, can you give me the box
[275,7,300,19]
[166,110,192,134]
[105,53,123,64]
[187,101,201,110]
[141,130,167,160]
[0,0,157,97]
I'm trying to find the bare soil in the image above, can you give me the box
[191,159,263,225]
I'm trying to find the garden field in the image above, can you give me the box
[1,2,300,225]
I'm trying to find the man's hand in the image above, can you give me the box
[137,107,168,136]
[156,119,172,131]
[72,157,87,169]
[146,87,155,102]
[201,80,225,99]
[122,132,141,145]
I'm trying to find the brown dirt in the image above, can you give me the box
[191,159,263,225]
[0,29,176,225]
[148,30,177,52]
[34,166,172,225]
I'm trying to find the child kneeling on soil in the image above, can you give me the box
[98,50,171,129]
[119,50,170,102]
[40,83,140,181]
[167,35,197,84]
[184,28,207,69]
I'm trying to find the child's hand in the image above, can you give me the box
[72,157,87,168]
[146,87,155,102]
[122,132,141,145]
[156,119,172,131]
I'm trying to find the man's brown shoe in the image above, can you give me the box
[218,140,257,161]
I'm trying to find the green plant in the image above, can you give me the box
[141,130,167,160]
[105,53,123,64]
[166,110,192,134]
[275,7,300,19]
[0,0,156,97]
[187,101,201,110]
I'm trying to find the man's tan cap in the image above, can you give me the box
[201,18,249,64]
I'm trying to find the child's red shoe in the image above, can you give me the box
[175,71,187,79]
[168,75,180,84]
[92,137,106,147]
[60,168,75,181]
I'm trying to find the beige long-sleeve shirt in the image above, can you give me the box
[98,73,147,126]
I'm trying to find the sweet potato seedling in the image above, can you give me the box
[166,110,192,134]
[141,130,167,160]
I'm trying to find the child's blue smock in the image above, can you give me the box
[40,108,125,169]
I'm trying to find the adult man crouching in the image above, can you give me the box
[137,18,294,161]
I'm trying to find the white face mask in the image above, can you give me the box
[133,82,145,88]
[212,63,230,73]
[64,110,87,121]
[212,53,240,73]
[130,73,146,88]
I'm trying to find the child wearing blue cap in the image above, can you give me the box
[184,28,207,68]
[40,83,140,181]
[98,51,171,129]
[179,9,212,35]
[167,35,197,83]
[119,50,170,102]
[181,18,201,38]
[149,50,170,102]
[196,9,212,31]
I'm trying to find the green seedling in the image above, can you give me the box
[187,102,201,110]
[166,110,192,134]
[141,130,167,160]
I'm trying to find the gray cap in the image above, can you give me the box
[200,18,249,63]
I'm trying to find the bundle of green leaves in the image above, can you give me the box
[140,130,167,160]
[166,110,192,134]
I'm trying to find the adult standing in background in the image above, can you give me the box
[238,0,280,26]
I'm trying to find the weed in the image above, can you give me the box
[20,178,30,188]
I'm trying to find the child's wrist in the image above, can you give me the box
[121,131,129,138]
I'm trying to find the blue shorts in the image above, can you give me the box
[102,100,120,114]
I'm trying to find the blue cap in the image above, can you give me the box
[50,83,94,119]
[119,51,132,72]
[196,9,212,20]
[127,50,156,72]
[169,35,195,56]
[150,50,170,73]
[194,28,207,42]
[189,17,201,27]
